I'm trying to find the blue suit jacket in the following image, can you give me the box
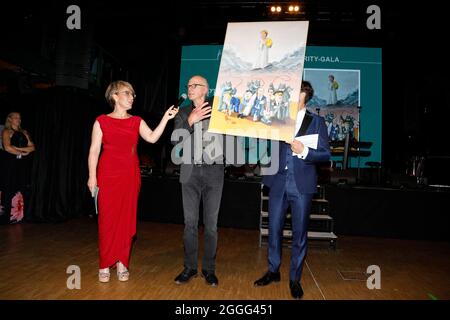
[263,111,331,194]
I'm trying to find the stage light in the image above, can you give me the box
[268,4,301,15]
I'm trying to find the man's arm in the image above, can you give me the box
[303,117,331,163]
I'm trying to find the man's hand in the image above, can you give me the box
[289,139,304,154]
[188,101,211,127]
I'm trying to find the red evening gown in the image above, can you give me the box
[96,115,141,269]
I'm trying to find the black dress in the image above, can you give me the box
[0,130,32,224]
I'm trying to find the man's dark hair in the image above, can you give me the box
[301,81,314,103]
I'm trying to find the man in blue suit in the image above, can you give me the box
[254,81,331,299]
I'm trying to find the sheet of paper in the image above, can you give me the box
[292,134,318,156]
[295,134,318,149]
[93,186,99,215]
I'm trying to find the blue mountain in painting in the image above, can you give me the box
[306,89,359,108]
[269,47,306,71]
[306,95,327,107]
[219,48,252,72]
[307,89,359,108]
[220,47,306,72]
[336,89,359,106]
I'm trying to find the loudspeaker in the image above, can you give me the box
[425,157,450,186]
[391,174,417,188]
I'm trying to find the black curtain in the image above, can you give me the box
[26,87,107,222]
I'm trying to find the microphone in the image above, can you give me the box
[176,93,187,107]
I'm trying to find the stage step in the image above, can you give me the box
[260,229,337,239]
[260,211,332,220]
[259,185,337,249]
[307,231,338,240]
[263,197,328,203]
[312,198,328,203]
[259,230,337,248]
[310,214,333,220]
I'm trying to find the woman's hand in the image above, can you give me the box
[87,177,97,196]
[164,105,179,121]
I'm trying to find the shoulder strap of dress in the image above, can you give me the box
[96,114,107,130]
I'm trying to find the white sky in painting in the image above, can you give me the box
[223,21,309,64]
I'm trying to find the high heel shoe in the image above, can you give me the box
[116,262,129,282]
[99,269,110,283]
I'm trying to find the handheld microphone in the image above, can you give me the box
[177,93,187,107]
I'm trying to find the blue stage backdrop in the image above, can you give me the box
[179,45,382,167]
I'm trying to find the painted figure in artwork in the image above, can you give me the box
[327,75,339,105]
[253,30,272,69]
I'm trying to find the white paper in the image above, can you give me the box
[294,134,318,150]
[93,186,99,215]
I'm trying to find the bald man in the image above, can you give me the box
[172,75,224,287]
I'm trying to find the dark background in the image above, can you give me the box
[1,0,449,224]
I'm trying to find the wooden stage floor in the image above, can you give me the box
[1,217,449,300]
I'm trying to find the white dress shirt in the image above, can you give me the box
[285,108,309,169]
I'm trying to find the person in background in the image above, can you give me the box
[1,112,35,224]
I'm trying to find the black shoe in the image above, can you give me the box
[289,280,304,299]
[254,271,280,286]
[201,270,218,287]
[174,268,198,284]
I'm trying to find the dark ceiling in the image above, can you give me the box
[2,0,442,66]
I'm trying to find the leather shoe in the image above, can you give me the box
[201,270,218,287]
[254,271,280,286]
[289,280,304,299]
[174,268,198,284]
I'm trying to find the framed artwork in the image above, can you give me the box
[208,21,309,142]
[304,68,360,141]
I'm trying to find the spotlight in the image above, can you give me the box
[294,5,300,12]
[271,6,276,12]
[276,6,281,12]
[289,5,294,12]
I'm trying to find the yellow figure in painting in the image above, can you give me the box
[327,74,339,105]
[253,30,272,69]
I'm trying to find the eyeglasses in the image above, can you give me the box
[186,83,206,90]
[115,90,136,98]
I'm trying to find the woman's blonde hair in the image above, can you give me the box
[4,112,21,130]
[104,80,135,107]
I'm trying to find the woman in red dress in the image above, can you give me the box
[87,80,178,282]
